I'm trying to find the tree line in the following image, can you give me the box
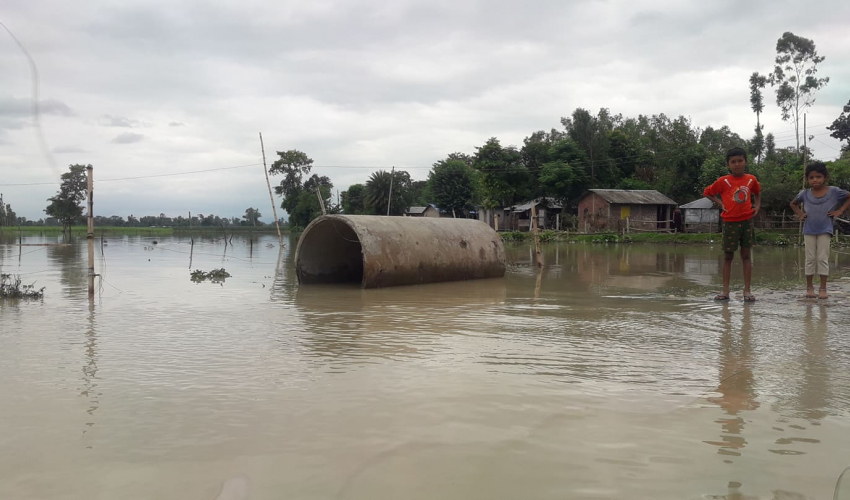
[267,31,848,229]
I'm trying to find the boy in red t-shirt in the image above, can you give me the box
[703,147,761,302]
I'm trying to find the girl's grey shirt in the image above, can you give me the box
[794,186,850,235]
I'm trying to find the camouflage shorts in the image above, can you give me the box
[722,219,754,253]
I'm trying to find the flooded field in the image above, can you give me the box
[2,233,850,500]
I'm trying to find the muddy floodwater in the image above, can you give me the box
[2,233,850,500]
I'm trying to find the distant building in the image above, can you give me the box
[679,197,721,233]
[405,205,440,218]
[577,189,677,233]
[477,198,562,231]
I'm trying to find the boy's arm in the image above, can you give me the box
[707,195,726,213]
[752,194,760,218]
[703,181,726,212]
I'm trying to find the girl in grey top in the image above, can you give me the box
[790,162,850,299]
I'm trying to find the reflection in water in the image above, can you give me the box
[705,305,759,459]
[293,280,507,361]
[797,306,830,423]
[81,302,100,447]
[46,241,87,299]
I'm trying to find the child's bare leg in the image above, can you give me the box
[741,247,752,297]
[722,251,734,296]
[819,275,828,299]
[806,275,816,298]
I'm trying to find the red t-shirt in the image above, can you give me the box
[703,174,761,222]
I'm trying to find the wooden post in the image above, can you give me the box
[531,203,542,268]
[100,231,104,256]
[250,237,253,259]
[86,166,95,300]
[556,213,560,231]
[799,114,807,246]
[189,238,194,270]
[387,166,395,216]
[259,133,283,247]
[316,187,325,214]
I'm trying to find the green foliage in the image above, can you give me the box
[242,207,262,226]
[770,32,829,151]
[190,268,231,284]
[827,158,850,191]
[45,164,88,233]
[365,170,413,216]
[428,159,476,216]
[473,137,530,207]
[827,100,850,153]
[269,149,314,217]
[500,231,530,242]
[0,274,45,299]
[341,183,367,214]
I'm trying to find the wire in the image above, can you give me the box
[0,162,265,187]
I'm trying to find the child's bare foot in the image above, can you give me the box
[819,288,829,300]
[743,290,756,302]
[806,286,816,299]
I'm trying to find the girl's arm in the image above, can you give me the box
[790,198,807,220]
[828,190,850,218]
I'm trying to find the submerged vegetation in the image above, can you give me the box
[0,274,45,299]
[190,268,231,284]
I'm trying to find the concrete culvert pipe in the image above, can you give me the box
[295,215,506,288]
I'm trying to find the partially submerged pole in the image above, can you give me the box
[86,165,95,300]
[259,133,283,247]
[530,203,542,268]
[386,166,395,216]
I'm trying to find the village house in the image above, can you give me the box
[577,189,677,233]
[405,205,441,218]
[477,198,562,231]
[679,197,721,233]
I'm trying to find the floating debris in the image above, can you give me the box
[190,268,231,284]
[1,274,45,299]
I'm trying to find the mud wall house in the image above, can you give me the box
[476,207,513,231]
[577,189,678,233]
[405,205,440,218]
[679,197,720,233]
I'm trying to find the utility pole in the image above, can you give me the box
[86,166,95,300]
[387,166,395,216]
[259,133,283,246]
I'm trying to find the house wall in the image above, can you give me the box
[577,193,612,233]
[423,207,440,218]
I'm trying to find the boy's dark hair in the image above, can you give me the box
[805,161,829,178]
[725,147,748,163]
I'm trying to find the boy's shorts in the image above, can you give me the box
[722,219,754,253]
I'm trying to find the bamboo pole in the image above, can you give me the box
[86,166,95,300]
[387,166,395,216]
[259,133,283,246]
[531,203,542,268]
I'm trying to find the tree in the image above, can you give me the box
[769,32,829,153]
[269,150,313,216]
[473,137,530,207]
[538,161,584,204]
[341,183,367,214]
[45,164,88,235]
[749,72,768,162]
[827,99,850,154]
[243,207,262,226]
[428,159,476,217]
[365,170,413,216]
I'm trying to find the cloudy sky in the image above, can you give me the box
[1,0,848,221]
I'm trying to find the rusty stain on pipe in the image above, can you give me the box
[295,215,506,288]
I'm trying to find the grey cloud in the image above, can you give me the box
[0,96,75,117]
[52,145,89,154]
[169,121,186,127]
[101,114,140,127]
[111,132,145,144]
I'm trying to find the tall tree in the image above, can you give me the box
[428,159,476,217]
[269,150,313,216]
[45,164,88,235]
[769,32,829,153]
[243,207,262,226]
[473,137,530,207]
[827,99,850,154]
[749,72,768,162]
[341,183,367,214]
[365,170,413,216]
